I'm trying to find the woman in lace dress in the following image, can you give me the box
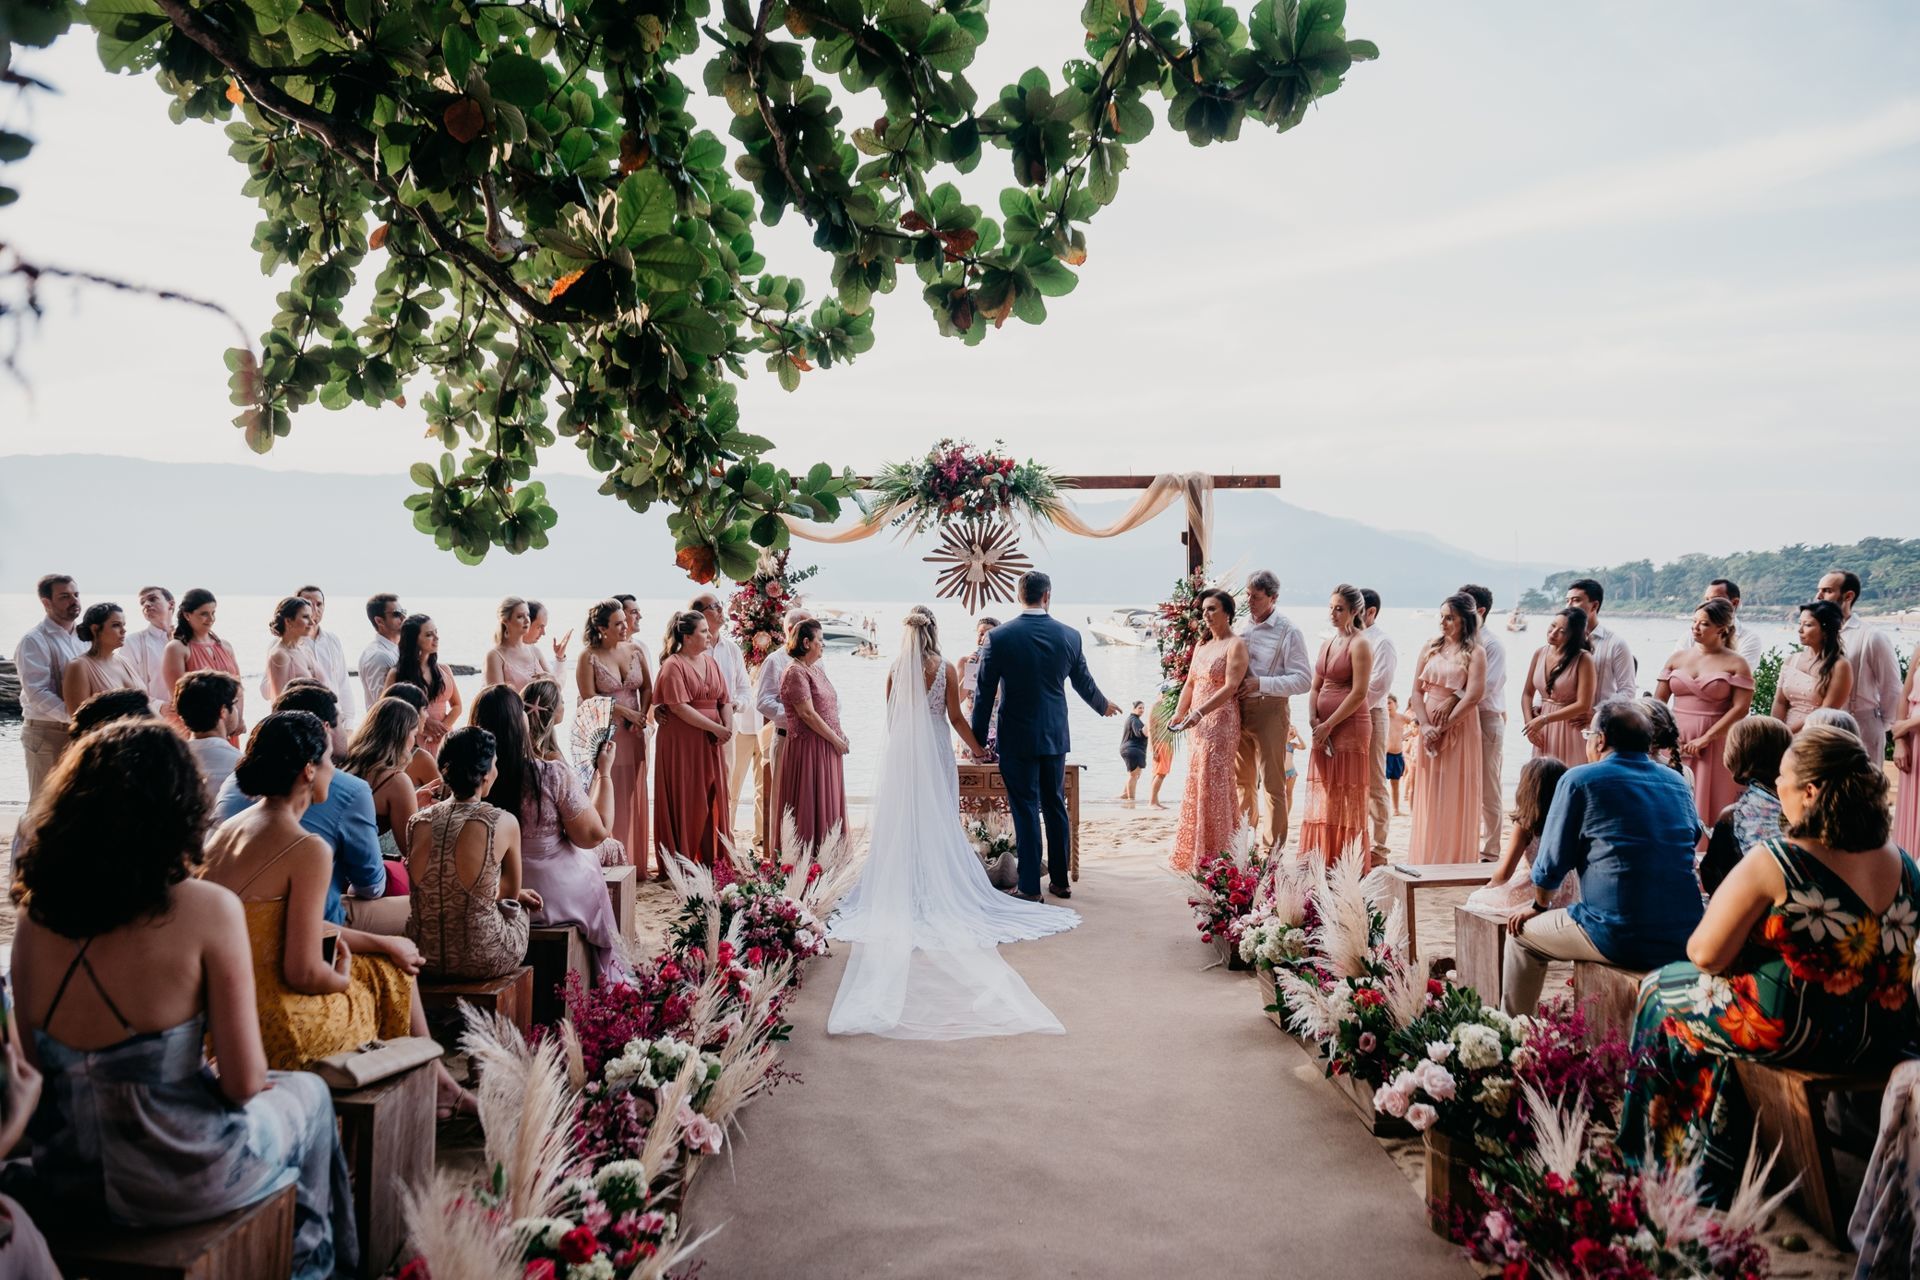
[577,599,652,873]
[407,726,535,981]
[1407,592,1486,864]
[1772,600,1852,733]
[1170,589,1250,873]
[1297,585,1375,867]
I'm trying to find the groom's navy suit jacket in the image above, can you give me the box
[970,610,1107,757]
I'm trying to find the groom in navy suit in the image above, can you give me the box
[970,571,1119,900]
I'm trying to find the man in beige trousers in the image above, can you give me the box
[753,608,812,850]
[1234,571,1313,851]
[1460,584,1507,859]
[1358,589,1398,865]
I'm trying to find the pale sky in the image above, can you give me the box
[3,2,1916,567]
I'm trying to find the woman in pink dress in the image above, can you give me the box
[388,614,462,750]
[1771,601,1852,733]
[62,602,145,714]
[1297,585,1375,867]
[577,599,653,874]
[263,596,323,702]
[484,597,548,691]
[1169,589,1250,873]
[1654,597,1755,830]
[655,611,735,873]
[1892,660,1920,854]
[776,618,848,854]
[1407,592,1486,865]
[163,588,245,735]
[1520,607,1595,767]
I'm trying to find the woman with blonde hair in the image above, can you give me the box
[342,697,425,876]
[576,599,651,871]
[522,676,568,763]
[483,597,547,690]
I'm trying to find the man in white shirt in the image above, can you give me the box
[16,573,86,797]
[297,585,358,728]
[1461,584,1507,860]
[753,609,812,850]
[1703,578,1765,671]
[124,585,175,705]
[1568,578,1636,705]
[693,592,758,830]
[1818,570,1902,757]
[359,592,406,707]
[1359,588,1398,863]
[1234,570,1313,851]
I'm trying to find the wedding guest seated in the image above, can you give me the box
[342,697,424,905]
[1619,727,1919,1206]
[522,676,568,763]
[203,712,473,1116]
[378,681,443,791]
[9,720,355,1279]
[61,602,144,713]
[1466,757,1578,913]
[0,1031,57,1274]
[176,669,243,802]
[1803,706,1863,738]
[67,688,153,740]
[1501,699,1706,1015]
[214,683,392,932]
[1698,715,1792,896]
[471,684,628,982]
[406,727,536,981]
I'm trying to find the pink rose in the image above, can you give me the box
[1405,1102,1439,1131]
[1357,1032,1377,1053]
[679,1100,724,1155]
[1374,1081,1413,1118]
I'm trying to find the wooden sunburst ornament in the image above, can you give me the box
[924,519,1032,612]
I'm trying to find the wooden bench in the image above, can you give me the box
[1733,1061,1887,1246]
[1453,904,1508,1007]
[334,1061,438,1278]
[44,1182,295,1279]
[419,965,534,1043]
[604,863,638,940]
[1381,863,1494,963]
[526,925,590,1026]
[1571,960,1650,1046]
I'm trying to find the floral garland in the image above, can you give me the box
[869,438,1065,534]
[726,549,818,670]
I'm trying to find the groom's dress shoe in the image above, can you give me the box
[1048,884,1072,900]
[1006,889,1043,902]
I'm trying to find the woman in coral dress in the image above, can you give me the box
[655,610,735,873]
[1519,606,1594,767]
[1893,660,1920,856]
[577,599,653,873]
[777,618,849,852]
[162,588,245,731]
[1655,597,1755,831]
[1407,592,1486,864]
[1169,589,1250,873]
[1297,584,1375,866]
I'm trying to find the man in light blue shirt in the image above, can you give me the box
[1501,698,1704,1014]
[214,681,385,926]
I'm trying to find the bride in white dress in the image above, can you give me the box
[827,607,1080,1039]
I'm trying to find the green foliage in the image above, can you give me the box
[1526,538,1920,613]
[0,0,74,208]
[1749,646,1786,726]
[50,0,1375,571]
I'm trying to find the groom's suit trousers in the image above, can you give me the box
[998,750,1070,897]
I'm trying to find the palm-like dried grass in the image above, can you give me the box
[1276,969,1341,1041]
[1719,1137,1797,1239]
[400,1170,519,1280]
[1518,1078,1591,1180]
[1312,851,1376,979]
[1267,853,1315,928]
[460,1005,579,1223]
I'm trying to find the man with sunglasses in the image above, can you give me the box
[359,592,408,706]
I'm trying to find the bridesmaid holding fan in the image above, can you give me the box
[1297,584,1375,866]
[1520,607,1595,767]
[1407,592,1486,864]
[578,599,653,874]
[1655,597,1755,829]
[1168,589,1250,873]
[655,610,735,873]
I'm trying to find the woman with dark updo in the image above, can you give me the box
[10,720,354,1279]
[406,727,535,980]
[61,601,145,714]
[264,595,323,702]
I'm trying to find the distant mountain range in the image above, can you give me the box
[0,454,1557,606]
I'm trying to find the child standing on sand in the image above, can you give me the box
[1385,693,1411,815]
[1283,723,1305,812]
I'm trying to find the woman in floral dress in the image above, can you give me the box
[1169,589,1248,873]
[1619,726,1919,1205]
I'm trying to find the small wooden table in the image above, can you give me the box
[1381,863,1495,964]
[956,761,1085,881]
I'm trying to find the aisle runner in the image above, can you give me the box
[683,845,1473,1278]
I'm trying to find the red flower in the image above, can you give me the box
[1501,1263,1530,1280]
[557,1226,600,1264]
[398,1262,433,1280]
[1543,1171,1571,1195]
[1352,987,1385,1008]
[523,1263,556,1280]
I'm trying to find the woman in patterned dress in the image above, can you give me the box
[1296,584,1374,867]
[1170,589,1250,873]
[1406,593,1486,864]
[1620,726,1919,1205]
[1771,600,1852,733]
[406,727,534,981]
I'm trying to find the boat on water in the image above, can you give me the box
[1505,607,1528,633]
[811,610,873,649]
[1086,608,1158,647]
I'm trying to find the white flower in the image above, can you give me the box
[538,1218,577,1249]
[1374,1077,1414,1118]
[1508,1045,1535,1072]
[1684,972,1734,1012]
[1414,1059,1457,1101]
[1453,1024,1503,1071]
[1426,1040,1453,1064]
[509,1217,573,1249]
[1405,1102,1439,1131]
[1475,1076,1513,1116]
[594,1160,648,1190]
[1783,887,1857,941]
[573,1259,616,1280]
[1882,900,1918,952]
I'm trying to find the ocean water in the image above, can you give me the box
[3,591,1907,814]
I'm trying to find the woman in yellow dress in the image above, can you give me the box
[203,710,475,1116]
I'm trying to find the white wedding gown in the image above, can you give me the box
[827,646,1079,1040]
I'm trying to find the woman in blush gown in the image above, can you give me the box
[61,602,145,713]
[388,614,462,750]
[1297,585,1375,867]
[1772,601,1852,733]
[655,611,733,874]
[483,597,549,691]
[263,596,324,703]
[1407,592,1486,864]
[1520,607,1595,767]
[1894,660,1920,856]
[1169,589,1249,874]
[577,599,653,873]
[1655,597,1755,831]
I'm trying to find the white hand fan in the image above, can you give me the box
[570,695,616,789]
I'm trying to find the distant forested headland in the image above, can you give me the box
[1516,538,1920,614]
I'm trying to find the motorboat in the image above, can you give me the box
[1505,607,1528,633]
[811,610,872,649]
[1086,608,1158,647]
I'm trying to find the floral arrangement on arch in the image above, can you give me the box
[1453,1079,1789,1279]
[1187,826,1266,947]
[869,437,1066,534]
[727,549,818,671]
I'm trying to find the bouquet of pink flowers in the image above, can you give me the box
[726,549,817,670]
[1187,828,1266,946]
[871,438,1064,533]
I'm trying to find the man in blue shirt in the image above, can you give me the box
[214,681,388,927]
[1501,698,1705,1015]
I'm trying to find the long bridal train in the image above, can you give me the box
[823,626,1078,1040]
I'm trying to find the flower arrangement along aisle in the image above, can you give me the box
[1453,1080,1790,1280]
[869,438,1065,533]
[727,549,817,670]
[1236,853,1321,1022]
[1187,825,1266,953]
[1275,852,1431,1089]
